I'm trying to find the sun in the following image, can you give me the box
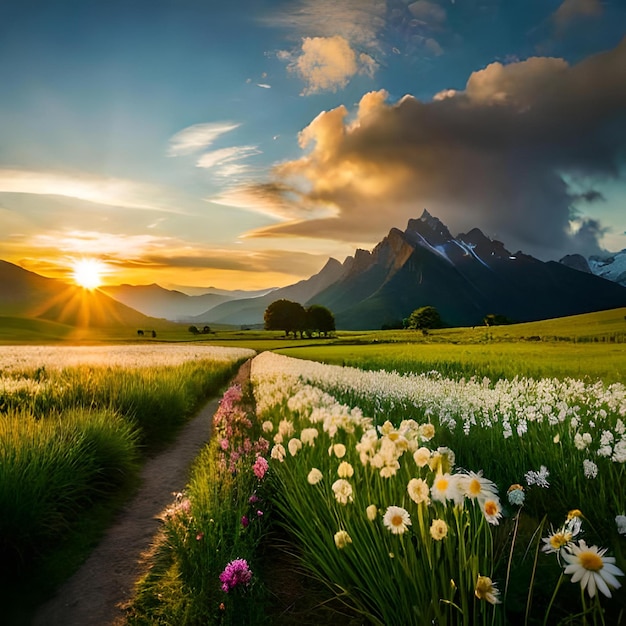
[71,258,106,290]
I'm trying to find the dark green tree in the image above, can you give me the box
[188,325,200,335]
[407,305,443,330]
[264,299,306,337]
[305,304,335,337]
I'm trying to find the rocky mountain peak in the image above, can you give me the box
[405,209,454,247]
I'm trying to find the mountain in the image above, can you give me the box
[588,250,626,287]
[0,260,169,328]
[100,284,235,320]
[201,258,345,325]
[310,210,626,330]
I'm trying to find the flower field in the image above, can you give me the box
[248,352,625,625]
[0,344,253,618]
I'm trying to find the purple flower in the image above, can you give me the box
[241,515,249,528]
[219,558,253,593]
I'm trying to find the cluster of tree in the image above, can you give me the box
[188,325,212,335]
[264,299,335,338]
[137,329,157,337]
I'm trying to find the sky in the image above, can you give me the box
[1,0,625,292]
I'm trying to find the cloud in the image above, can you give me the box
[287,35,378,95]
[553,0,602,31]
[168,122,240,156]
[0,169,186,214]
[196,146,260,170]
[264,0,385,49]
[407,1,447,25]
[241,38,626,259]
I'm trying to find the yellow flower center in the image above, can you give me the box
[468,478,481,496]
[388,432,399,442]
[567,509,583,520]
[579,551,603,572]
[549,532,571,550]
[484,501,498,516]
[391,514,403,527]
[436,478,449,491]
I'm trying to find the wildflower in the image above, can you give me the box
[337,461,354,478]
[542,527,573,553]
[562,540,624,598]
[300,427,318,446]
[383,505,412,535]
[252,456,269,480]
[270,443,285,462]
[332,479,354,505]
[474,575,501,605]
[430,519,448,541]
[419,423,435,441]
[288,438,302,456]
[524,465,550,488]
[278,419,295,438]
[334,530,352,549]
[407,478,430,505]
[241,515,249,528]
[615,515,626,536]
[507,484,525,507]
[196,532,204,541]
[583,459,598,479]
[482,498,502,525]
[566,510,583,536]
[262,420,273,433]
[431,473,460,504]
[461,471,498,503]
[329,443,346,458]
[219,558,253,593]
[413,447,431,468]
[307,468,323,485]
[366,504,377,521]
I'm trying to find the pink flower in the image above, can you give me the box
[241,515,249,528]
[219,558,253,593]
[196,532,204,541]
[219,438,229,450]
[253,456,269,480]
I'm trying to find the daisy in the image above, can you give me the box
[383,505,412,535]
[562,540,624,598]
[431,473,462,505]
[474,575,501,605]
[481,498,502,525]
[461,471,498,502]
[541,527,573,554]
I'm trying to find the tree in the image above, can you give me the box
[188,325,200,335]
[264,299,306,337]
[305,304,335,337]
[407,305,443,330]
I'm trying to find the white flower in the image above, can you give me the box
[612,440,626,463]
[366,504,377,521]
[459,471,499,503]
[270,443,285,462]
[300,427,318,446]
[288,438,302,456]
[332,479,353,505]
[407,478,430,505]
[334,530,352,549]
[337,461,354,478]
[615,515,626,536]
[524,465,550,488]
[430,519,448,541]
[481,498,502,525]
[329,443,346,458]
[413,447,431,468]
[562,540,624,598]
[583,459,598,479]
[262,420,274,433]
[475,575,501,605]
[307,468,323,485]
[383,506,411,535]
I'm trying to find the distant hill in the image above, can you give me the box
[0,260,172,329]
[312,211,626,330]
[201,258,345,325]
[100,283,236,320]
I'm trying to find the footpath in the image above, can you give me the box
[33,360,251,626]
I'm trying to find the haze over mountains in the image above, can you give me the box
[2,211,626,331]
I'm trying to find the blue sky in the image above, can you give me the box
[1,0,625,290]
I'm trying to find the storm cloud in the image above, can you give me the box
[243,37,626,260]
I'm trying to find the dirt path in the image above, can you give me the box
[33,360,251,626]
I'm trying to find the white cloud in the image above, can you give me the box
[289,35,378,95]
[168,122,240,156]
[0,169,185,214]
[196,146,260,170]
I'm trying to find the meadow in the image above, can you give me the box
[0,344,254,623]
[4,308,626,624]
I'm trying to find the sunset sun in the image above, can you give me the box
[71,259,106,290]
